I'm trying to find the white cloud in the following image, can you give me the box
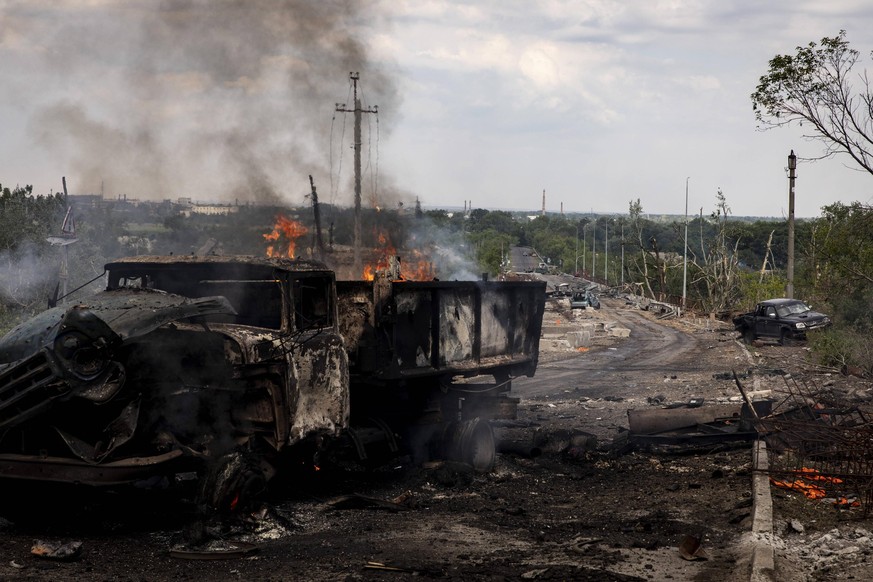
[519,44,561,89]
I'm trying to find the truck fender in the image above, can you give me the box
[288,333,350,443]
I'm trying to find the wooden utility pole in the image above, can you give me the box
[336,73,378,275]
[309,175,326,261]
[46,176,78,305]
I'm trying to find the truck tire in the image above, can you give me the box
[742,327,756,344]
[199,451,267,514]
[442,418,496,472]
[780,329,793,346]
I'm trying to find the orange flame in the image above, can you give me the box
[770,467,846,500]
[263,215,309,258]
[361,231,436,281]
[403,248,436,281]
[362,229,397,281]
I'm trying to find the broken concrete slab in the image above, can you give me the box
[565,330,591,348]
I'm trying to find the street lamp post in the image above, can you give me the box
[592,218,596,281]
[575,224,579,275]
[787,150,797,299]
[682,177,689,312]
[620,218,625,286]
[604,218,609,284]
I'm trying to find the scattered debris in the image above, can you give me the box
[30,540,82,560]
[364,561,412,573]
[739,372,873,514]
[326,493,409,512]
[169,540,259,560]
[678,534,707,561]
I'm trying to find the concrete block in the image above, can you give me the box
[608,327,631,338]
[565,330,591,348]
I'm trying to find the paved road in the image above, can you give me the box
[509,296,731,441]
[509,245,539,273]
[514,299,701,399]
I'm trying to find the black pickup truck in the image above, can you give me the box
[733,298,831,345]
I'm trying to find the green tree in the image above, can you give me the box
[813,202,873,319]
[752,31,873,174]
[0,184,68,327]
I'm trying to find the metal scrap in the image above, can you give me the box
[169,540,259,560]
[742,372,873,514]
[31,540,82,560]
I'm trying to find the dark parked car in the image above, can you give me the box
[733,298,831,345]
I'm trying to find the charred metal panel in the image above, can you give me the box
[289,332,349,443]
[334,281,374,352]
[434,287,476,366]
[106,254,330,273]
[0,450,186,485]
[0,290,236,365]
[480,289,512,359]
[393,288,437,369]
[0,293,237,433]
[337,280,546,382]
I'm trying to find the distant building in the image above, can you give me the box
[67,194,105,208]
[191,203,239,216]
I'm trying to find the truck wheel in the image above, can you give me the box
[199,451,267,514]
[742,327,756,344]
[442,418,495,473]
[780,330,793,346]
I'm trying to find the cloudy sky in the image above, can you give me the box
[2,1,873,218]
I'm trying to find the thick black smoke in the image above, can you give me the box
[7,0,398,205]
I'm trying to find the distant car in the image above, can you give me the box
[588,293,601,310]
[570,290,599,310]
[570,291,589,309]
[733,298,831,345]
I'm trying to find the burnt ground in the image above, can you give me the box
[1,293,872,581]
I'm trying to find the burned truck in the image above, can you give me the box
[0,255,544,510]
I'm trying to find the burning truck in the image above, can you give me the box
[0,255,544,511]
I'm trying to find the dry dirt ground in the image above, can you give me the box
[1,286,872,581]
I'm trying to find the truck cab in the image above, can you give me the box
[0,255,349,510]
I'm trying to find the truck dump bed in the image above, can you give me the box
[337,279,546,382]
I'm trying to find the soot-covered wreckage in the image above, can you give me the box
[0,255,545,510]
